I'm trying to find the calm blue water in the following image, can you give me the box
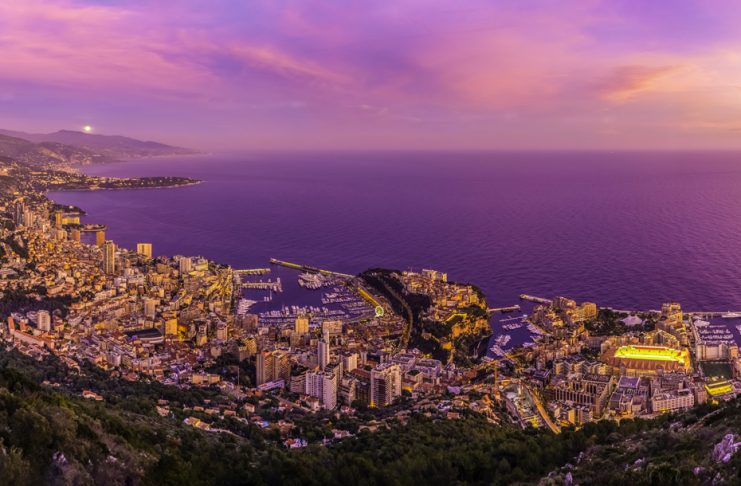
[47,151,741,312]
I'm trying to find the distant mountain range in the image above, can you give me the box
[0,129,196,168]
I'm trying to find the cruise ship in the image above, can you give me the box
[722,312,741,319]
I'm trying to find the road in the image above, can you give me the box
[525,385,561,434]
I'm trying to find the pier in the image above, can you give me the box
[241,278,282,292]
[235,268,271,275]
[488,305,521,313]
[519,294,552,304]
[270,258,354,279]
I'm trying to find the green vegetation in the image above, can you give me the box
[585,309,656,336]
[2,343,741,484]
[360,269,490,365]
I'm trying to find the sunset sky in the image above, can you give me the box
[2,0,741,150]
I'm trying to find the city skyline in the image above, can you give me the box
[2,0,741,151]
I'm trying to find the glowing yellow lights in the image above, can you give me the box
[613,345,685,363]
[705,381,733,397]
[83,125,93,133]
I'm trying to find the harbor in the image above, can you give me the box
[238,261,377,328]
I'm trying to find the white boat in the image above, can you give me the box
[495,334,512,347]
[722,312,741,319]
[489,345,505,357]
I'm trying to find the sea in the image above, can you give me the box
[47,151,741,349]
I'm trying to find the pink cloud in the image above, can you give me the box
[597,65,685,102]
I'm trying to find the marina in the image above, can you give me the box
[238,263,376,327]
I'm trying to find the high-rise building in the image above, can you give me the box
[13,202,25,225]
[21,209,34,228]
[341,352,359,373]
[165,318,178,337]
[179,257,192,275]
[144,298,157,319]
[339,374,358,405]
[96,230,106,247]
[305,370,337,409]
[370,363,402,407]
[102,240,117,274]
[295,315,309,335]
[70,229,81,243]
[318,334,330,371]
[136,243,153,259]
[36,310,51,332]
[256,350,290,386]
[216,322,228,341]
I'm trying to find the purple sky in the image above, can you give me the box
[2,0,741,150]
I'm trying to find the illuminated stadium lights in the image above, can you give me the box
[613,345,685,363]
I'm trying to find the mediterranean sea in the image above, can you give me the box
[47,151,741,313]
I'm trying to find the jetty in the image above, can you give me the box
[270,258,354,279]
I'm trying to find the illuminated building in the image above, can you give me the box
[179,256,192,275]
[96,230,106,247]
[144,298,157,319]
[256,350,290,386]
[545,374,614,416]
[693,323,738,361]
[602,345,690,375]
[318,334,330,371]
[321,319,343,338]
[36,310,51,332]
[102,240,117,274]
[661,302,683,326]
[341,352,358,373]
[216,322,227,341]
[305,370,337,409]
[165,318,178,337]
[13,202,25,225]
[370,362,401,407]
[705,380,734,397]
[136,243,153,259]
[294,316,309,335]
[651,388,694,413]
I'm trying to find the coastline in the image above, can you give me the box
[47,180,202,193]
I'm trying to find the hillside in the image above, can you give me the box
[0,129,195,160]
[0,134,106,168]
[0,344,741,484]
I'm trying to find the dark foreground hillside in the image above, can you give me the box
[0,347,740,485]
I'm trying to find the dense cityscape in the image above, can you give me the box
[1,153,741,484]
[5,0,741,484]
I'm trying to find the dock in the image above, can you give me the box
[235,268,271,275]
[241,278,282,292]
[519,294,552,304]
[269,258,354,279]
[488,305,521,313]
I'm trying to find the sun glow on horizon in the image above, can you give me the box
[83,125,92,133]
